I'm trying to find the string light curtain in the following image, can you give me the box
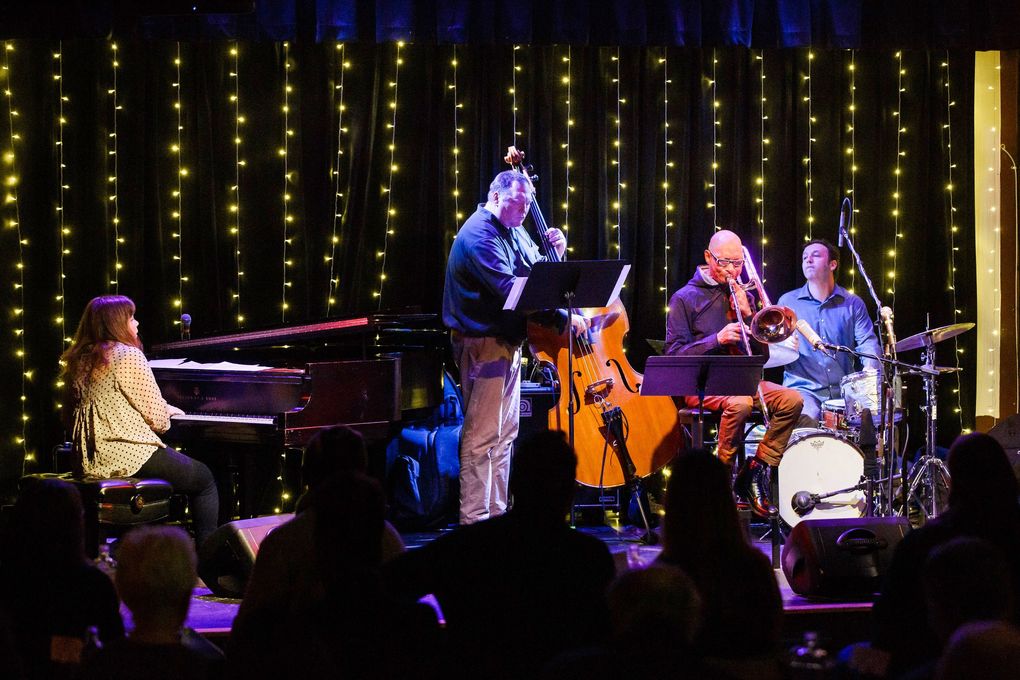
[0,42,980,493]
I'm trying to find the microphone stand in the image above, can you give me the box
[837,220,897,515]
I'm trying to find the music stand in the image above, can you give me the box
[504,260,630,449]
[641,354,765,449]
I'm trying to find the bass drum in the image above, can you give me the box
[777,428,866,529]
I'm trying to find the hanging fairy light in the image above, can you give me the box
[3,41,31,466]
[326,43,350,316]
[52,45,71,418]
[610,47,623,257]
[228,43,245,326]
[708,50,719,230]
[170,43,187,326]
[375,41,404,310]
[941,54,966,432]
[755,51,768,277]
[108,41,122,290]
[560,46,573,248]
[660,49,672,314]
[280,42,294,321]
[888,52,906,303]
[803,51,815,240]
[846,51,858,293]
[447,45,462,257]
[511,44,522,147]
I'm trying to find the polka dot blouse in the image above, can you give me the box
[72,343,174,478]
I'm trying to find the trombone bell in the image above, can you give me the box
[737,246,798,344]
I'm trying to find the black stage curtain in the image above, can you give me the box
[3,1,1020,49]
[0,40,976,491]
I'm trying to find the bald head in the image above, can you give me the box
[709,230,742,252]
[704,230,745,284]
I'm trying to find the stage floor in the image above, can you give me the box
[180,521,875,648]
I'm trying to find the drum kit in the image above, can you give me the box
[756,319,973,529]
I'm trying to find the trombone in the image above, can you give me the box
[724,246,798,425]
[725,246,798,356]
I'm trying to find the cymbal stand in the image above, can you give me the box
[904,339,951,521]
[805,342,941,518]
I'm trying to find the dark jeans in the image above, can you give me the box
[137,447,219,546]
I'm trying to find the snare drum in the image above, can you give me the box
[840,369,902,426]
[820,398,849,433]
[777,429,866,528]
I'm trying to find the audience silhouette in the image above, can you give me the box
[0,478,123,677]
[383,430,615,679]
[230,465,438,678]
[656,449,784,675]
[872,432,1020,676]
[81,525,224,679]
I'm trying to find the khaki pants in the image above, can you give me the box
[452,334,521,524]
[684,381,802,466]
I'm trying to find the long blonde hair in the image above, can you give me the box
[60,295,141,390]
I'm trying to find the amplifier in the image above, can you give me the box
[519,382,557,439]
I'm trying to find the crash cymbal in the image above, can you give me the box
[764,342,799,369]
[895,322,975,353]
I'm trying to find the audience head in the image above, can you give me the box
[312,472,387,579]
[924,537,1014,643]
[7,478,86,572]
[301,425,368,491]
[608,565,701,658]
[946,432,1018,510]
[509,430,577,518]
[936,621,1020,680]
[661,449,746,564]
[115,525,197,633]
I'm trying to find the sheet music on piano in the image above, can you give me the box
[149,358,273,372]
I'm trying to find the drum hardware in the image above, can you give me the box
[894,318,972,522]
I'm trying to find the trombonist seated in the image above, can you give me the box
[664,230,803,516]
[777,239,881,429]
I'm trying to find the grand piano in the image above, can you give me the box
[148,313,447,519]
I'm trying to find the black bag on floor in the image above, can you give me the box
[386,375,462,530]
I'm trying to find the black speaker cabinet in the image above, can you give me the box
[782,516,910,598]
[198,514,292,598]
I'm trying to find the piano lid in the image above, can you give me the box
[150,312,443,355]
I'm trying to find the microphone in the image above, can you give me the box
[796,319,825,351]
[792,490,820,515]
[180,313,192,341]
[838,198,850,248]
[880,306,897,352]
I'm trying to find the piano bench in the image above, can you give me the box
[19,473,174,558]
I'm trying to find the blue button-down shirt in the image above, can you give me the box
[777,283,881,420]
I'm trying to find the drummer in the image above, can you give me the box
[777,239,882,428]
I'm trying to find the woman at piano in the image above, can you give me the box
[60,295,219,546]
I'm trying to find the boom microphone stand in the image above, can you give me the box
[836,198,898,515]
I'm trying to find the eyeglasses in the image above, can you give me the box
[708,250,745,269]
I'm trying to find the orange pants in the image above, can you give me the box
[685,381,803,466]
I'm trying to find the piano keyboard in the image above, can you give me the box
[171,413,275,426]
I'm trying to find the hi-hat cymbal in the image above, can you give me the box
[903,365,963,376]
[895,322,975,353]
[764,342,799,369]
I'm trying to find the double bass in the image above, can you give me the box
[505,147,681,491]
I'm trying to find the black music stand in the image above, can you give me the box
[642,354,781,564]
[641,354,765,449]
[504,259,630,449]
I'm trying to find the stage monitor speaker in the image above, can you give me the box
[781,516,910,598]
[198,514,292,598]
